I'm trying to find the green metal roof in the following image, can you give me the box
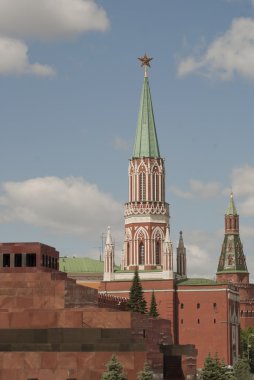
[216,234,248,274]
[226,193,237,215]
[59,257,104,273]
[132,76,160,158]
[177,278,219,286]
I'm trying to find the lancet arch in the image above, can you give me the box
[152,227,164,265]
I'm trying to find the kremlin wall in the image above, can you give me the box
[0,56,253,379]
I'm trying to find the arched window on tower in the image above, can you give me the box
[139,242,145,265]
[161,174,164,202]
[127,242,130,266]
[153,172,159,201]
[139,172,146,201]
[155,241,160,265]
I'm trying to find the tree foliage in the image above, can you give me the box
[149,290,159,318]
[240,327,254,373]
[137,362,154,380]
[233,357,253,380]
[199,353,228,380]
[127,268,147,313]
[101,355,127,380]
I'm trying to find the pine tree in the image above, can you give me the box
[233,357,252,380]
[199,353,228,380]
[101,355,127,380]
[240,327,254,373]
[149,290,159,318]
[127,268,147,313]
[137,362,154,380]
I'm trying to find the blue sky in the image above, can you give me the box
[1,0,254,278]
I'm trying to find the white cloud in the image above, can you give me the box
[232,164,254,196]
[190,180,222,198]
[171,179,223,199]
[170,186,192,199]
[186,244,214,278]
[178,17,254,80]
[176,229,222,278]
[231,165,254,216]
[113,137,129,152]
[0,0,109,76]
[0,36,55,76]
[0,176,122,239]
[0,0,109,40]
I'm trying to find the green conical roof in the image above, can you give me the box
[226,193,237,215]
[217,193,249,277]
[132,76,160,158]
[217,234,248,274]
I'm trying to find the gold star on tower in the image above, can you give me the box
[138,53,153,77]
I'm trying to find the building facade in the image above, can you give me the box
[216,194,254,329]
[100,56,242,369]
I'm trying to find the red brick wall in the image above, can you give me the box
[99,279,176,338]
[0,351,148,380]
[0,242,59,272]
[217,272,249,284]
[0,270,177,379]
[177,285,236,368]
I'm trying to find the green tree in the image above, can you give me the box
[240,327,254,373]
[137,362,154,380]
[233,356,253,380]
[101,355,127,380]
[127,268,147,313]
[149,290,159,318]
[199,353,228,380]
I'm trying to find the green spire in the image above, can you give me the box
[217,193,248,277]
[226,192,237,215]
[132,76,160,158]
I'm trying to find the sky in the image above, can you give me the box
[1,0,254,279]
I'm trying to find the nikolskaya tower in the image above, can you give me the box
[103,55,186,281]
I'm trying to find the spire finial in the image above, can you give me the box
[138,53,153,77]
[226,192,237,215]
[106,226,113,245]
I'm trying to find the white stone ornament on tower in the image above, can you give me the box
[103,226,115,281]
[162,225,174,279]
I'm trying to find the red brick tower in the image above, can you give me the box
[121,54,173,280]
[216,193,249,284]
[100,56,176,324]
[216,194,254,331]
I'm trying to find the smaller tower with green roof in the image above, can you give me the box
[216,193,249,284]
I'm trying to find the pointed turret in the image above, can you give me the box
[177,231,187,277]
[226,192,237,216]
[103,226,115,281]
[216,194,249,284]
[132,71,160,158]
[162,226,173,278]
